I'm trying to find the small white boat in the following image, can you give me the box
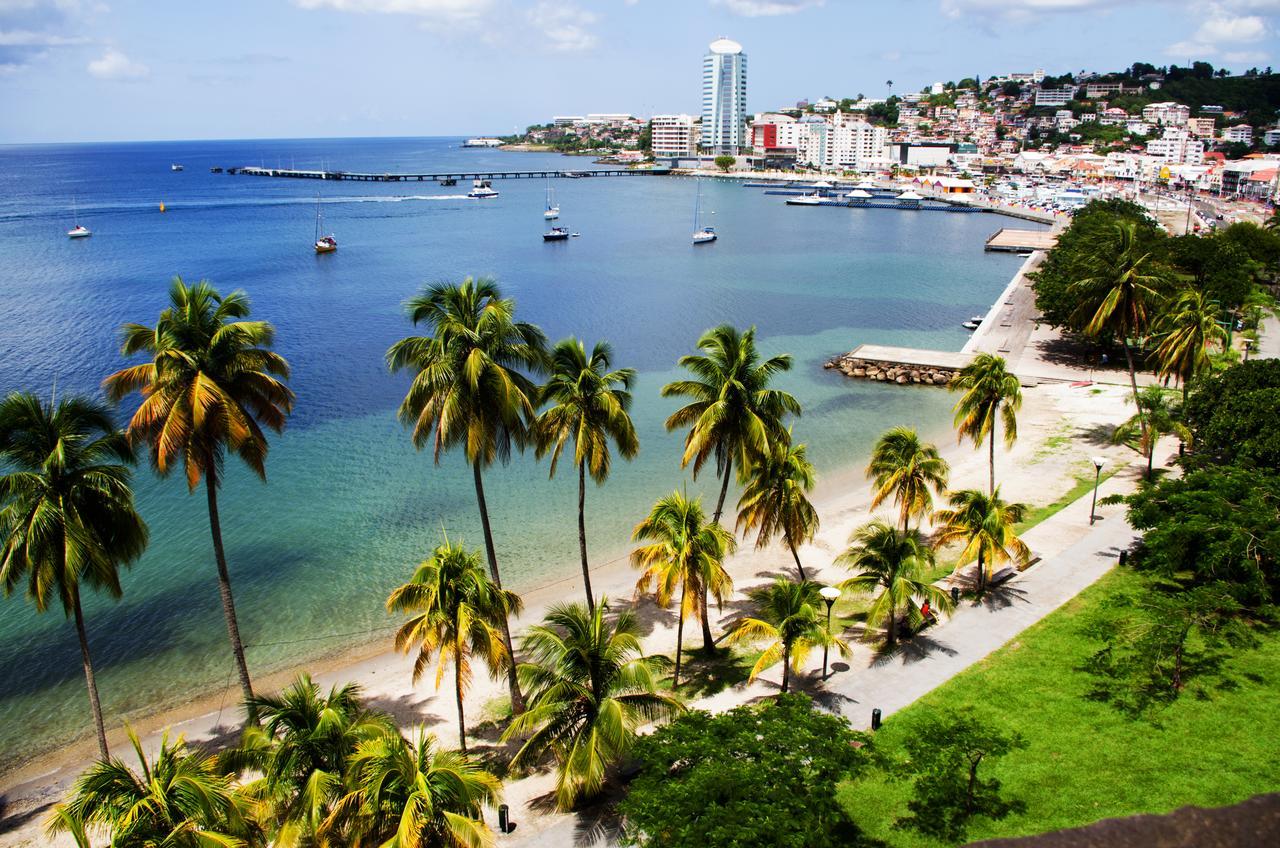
[170,163,184,172]
[313,197,337,254]
[962,321,980,331]
[468,179,499,199]
[692,179,717,244]
[67,197,91,238]
[543,182,559,219]
[786,193,823,206]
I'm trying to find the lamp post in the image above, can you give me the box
[1090,456,1106,525]
[819,586,842,680]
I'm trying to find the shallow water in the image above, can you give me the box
[0,137,1039,767]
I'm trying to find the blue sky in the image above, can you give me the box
[1,0,1277,143]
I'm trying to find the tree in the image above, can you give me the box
[386,538,521,752]
[1152,288,1226,402]
[0,393,148,759]
[503,600,682,811]
[1070,221,1171,436]
[714,155,735,172]
[1183,359,1280,469]
[1083,583,1247,714]
[895,710,1028,841]
[386,277,548,714]
[949,353,1021,494]
[727,578,848,693]
[324,726,501,848]
[631,491,735,688]
[619,695,872,848]
[838,520,952,649]
[534,338,638,612]
[1111,386,1189,480]
[48,729,254,848]
[663,324,798,648]
[866,426,950,532]
[225,675,391,844]
[934,488,1030,594]
[735,435,819,580]
[104,277,294,721]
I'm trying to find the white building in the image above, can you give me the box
[1265,127,1280,147]
[650,114,700,160]
[1223,124,1254,145]
[787,114,888,171]
[1146,128,1204,165]
[1141,102,1191,126]
[552,116,584,127]
[1186,117,1217,138]
[1034,87,1075,107]
[701,36,748,154]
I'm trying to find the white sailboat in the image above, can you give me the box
[314,197,337,253]
[543,182,560,220]
[692,179,716,245]
[67,197,91,238]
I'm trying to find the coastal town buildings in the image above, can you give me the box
[1034,87,1075,107]
[701,37,748,154]
[1142,102,1191,126]
[650,114,700,160]
[1146,128,1205,165]
[1224,124,1254,145]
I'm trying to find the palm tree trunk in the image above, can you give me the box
[455,652,467,754]
[788,539,805,581]
[673,583,687,690]
[780,643,791,693]
[72,591,109,759]
[1122,341,1147,441]
[886,597,897,650]
[712,459,733,525]
[700,458,733,652]
[1147,434,1158,480]
[471,461,525,714]
[204,473,256,724]
[976,548,986,594]
[577,461,594,613]
[988,423,996,495]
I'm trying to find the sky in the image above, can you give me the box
[1,0,1278,144]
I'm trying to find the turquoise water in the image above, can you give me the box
[0,138,1038,768]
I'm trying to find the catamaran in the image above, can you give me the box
[67,197,91,238]
[543,182,560,220]
[692,179,716,244]
[313,197,337,254]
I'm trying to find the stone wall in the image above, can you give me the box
[824,354,955,386]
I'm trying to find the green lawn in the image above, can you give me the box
[838,568,1280,846]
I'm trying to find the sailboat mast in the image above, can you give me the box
[315,196,321,241]
[693,180,700,231]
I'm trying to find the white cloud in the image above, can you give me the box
[939,0,1127,19]
[0,28,87,45]
[292,0,491,22]
[713,0,824,15]
[86,47,147,79]
[526,1,597,51]
[1195,13,1267,42]
[1222,48,1269,61]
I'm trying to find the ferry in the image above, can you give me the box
[543,226,570,242]
[462,138,503,148]
[468,179,499,199]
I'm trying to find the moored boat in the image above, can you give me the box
[67,197,91,238]
[543,226,570,241]
[170,163,184,172]
[692,178,717,244]
[314,197,337,254]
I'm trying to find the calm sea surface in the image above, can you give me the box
[0,137,1039,768]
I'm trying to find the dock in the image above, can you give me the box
[984,228,1059,252]
[222,166,670,183]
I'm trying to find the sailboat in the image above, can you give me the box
[692,179,716,244]
[67,197,91,238]
[313,197,337,254]
[543,182,560,220]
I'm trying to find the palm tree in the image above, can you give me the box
[631,491,735,686]
[323,726,501,848]
[104,277,293,720]
[386,277,547,714]
[1071,220,1169,436]
[662,324,799,647]
[0,392,148,758]
[934,488,1030,594]
[225,674,391,845]
[727,578,848,694]
[386,538,520,752]
[866,426,950,533]
[1152,288,1226,402]
[949,353,1021,495]
[1112,386,1190,480]
[502,600,682,811]
[47,729,254,847]
[736,435,819,580]
[837,520,952,649]
[534,338,638,612]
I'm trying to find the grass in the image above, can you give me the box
[837,568,1280,846]
[1014,467,1120,535]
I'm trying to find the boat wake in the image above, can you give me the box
[0,194,475,223]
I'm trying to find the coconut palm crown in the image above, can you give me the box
[949,353,1021,495]
[866,426,949,533]
[736,435,819,580]
[838,520,952,649]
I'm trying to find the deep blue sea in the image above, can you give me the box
[0,137,1039,769]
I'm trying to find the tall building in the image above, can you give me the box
[701,37,747,155]
[650,114,700,160]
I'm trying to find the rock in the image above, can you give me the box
[895,374,909,384]
[852,368,866,377]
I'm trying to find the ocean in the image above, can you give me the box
[0,136,1038,770]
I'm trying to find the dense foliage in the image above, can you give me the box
[1184,360,1280,469]
[619,695,871,848]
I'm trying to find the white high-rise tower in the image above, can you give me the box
[701,37,747,155]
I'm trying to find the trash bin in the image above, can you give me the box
[871,708,882,731]
[498,804,510,834]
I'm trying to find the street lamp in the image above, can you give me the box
[819,586,842,680]
[1089,456,1107,525]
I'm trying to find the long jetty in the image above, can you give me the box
[222,166,671,182]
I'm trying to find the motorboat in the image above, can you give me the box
[785,193,824,206]
[468,179,499,199]
[543,226,570,241]
[171,164,184,172]
[962,320,980,331]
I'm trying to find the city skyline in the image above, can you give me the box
[1,0,1277,144]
